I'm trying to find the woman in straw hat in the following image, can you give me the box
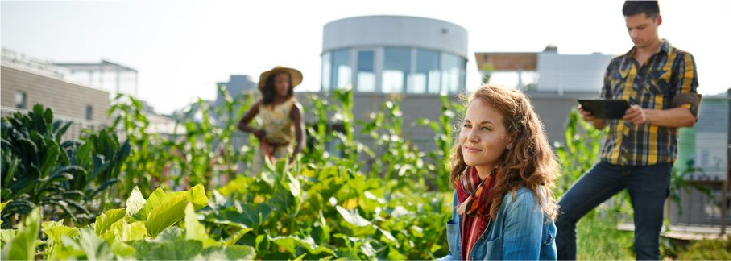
[238,66,305,174]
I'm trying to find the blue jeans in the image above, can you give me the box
[556,161,672,260]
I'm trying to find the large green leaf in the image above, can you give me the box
[137,185,208,222]
[155,227,183,242]
[184,203,216,247]
[335,206,379,238]
[94,208,126,235]
[336,206,370,227]
[0,229,17,245]
[211,203,274,230]
[110,241,135,258]
[58,228,115,261]
[101,219,148,242]
[42,220,80,242]
[270,236,309,255]
[196,245,256,260]
[145,193,189,237]
[269,235,334,257]
[42,220,80,260]
[138,188,165,220]
[1,207,41,261]
[186,184,209,210]
[131,240,203,261]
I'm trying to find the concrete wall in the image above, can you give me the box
[1,65,110,123]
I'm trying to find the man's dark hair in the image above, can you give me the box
[623,1,660,20]
[262,72,294,105]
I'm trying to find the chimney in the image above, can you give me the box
[543,45,558,53]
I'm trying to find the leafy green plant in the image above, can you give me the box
[21,184,254,260]
[2,105,92,223]
[360,99,429,191]
[210,151,452,260]
[416,95,464,191]
[553,109,606,198]
[211,85,255,179]
[66,128,132,212]
[2,104,131,225]
[109,94,171,196]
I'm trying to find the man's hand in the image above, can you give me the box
[623,104,648,124]
[578,104,596,122]
[578,104,608,129]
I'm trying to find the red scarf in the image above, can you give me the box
[456,167,496,260]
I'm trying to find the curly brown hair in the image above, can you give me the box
[450,84,559,220]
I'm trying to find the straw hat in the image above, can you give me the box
[258,66,303,92]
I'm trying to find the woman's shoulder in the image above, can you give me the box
[501,186,546,207]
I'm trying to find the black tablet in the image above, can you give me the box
[578,99,631,120]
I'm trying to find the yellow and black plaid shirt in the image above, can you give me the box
[600,40,699,166]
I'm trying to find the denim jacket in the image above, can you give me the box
[439,186,557,261]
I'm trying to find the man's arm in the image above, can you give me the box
[623,106,696,127]
[623,52,700,127]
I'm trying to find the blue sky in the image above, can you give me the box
[2,0,729,114]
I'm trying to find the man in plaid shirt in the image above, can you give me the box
[556,1,702,260]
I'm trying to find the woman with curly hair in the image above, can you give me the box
[439,84,559,260]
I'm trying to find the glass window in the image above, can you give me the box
[321,52,331,92]
[382,47,411,93]
[85,105,93,121]
[412,49,440,94]
[356,50,375,92]
[458,57,467,92]
[407,74,426,93]
[330,49,352,91]
[15,91,27,109]
[441,53,465,94]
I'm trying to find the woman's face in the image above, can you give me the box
[274,72,290,97]
[459,99,512,169]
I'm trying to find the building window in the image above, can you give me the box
[15,91,27,109]
[85,105,93,121]
[441,53,465,94]
[330,49,352,91]
[411,49,441,94]
[356,50,376,92]
[321,52,331,92]
[382,47,411,93]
